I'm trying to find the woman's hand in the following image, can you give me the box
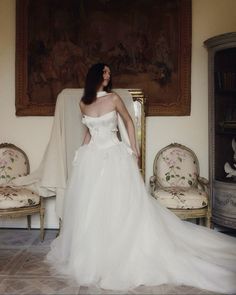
[82,127,91,145]
[132,146,140,163]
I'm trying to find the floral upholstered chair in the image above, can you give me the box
[0,143,45,240]
[150,143,211,227]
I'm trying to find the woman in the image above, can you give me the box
[47,63,236,294]
[79,63,139,159]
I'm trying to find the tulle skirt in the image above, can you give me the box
[47,142,236,294]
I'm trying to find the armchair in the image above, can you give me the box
[150,143,211,227]
[0,143,45,240]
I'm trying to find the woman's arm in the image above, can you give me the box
[82,127,91,145]
[79,101,91,145]
[113,94,140,158]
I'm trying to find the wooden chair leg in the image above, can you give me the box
[206,215,212,228]
[27,215,31,230]
[210,219,214,229]
[40,197,45,241]
[40,209,45,241]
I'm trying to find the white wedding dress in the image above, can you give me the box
[47,110,236,294]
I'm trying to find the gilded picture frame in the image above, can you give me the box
[15,0,191,116]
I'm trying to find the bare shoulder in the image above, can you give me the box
[110,92,123,104]
[111,92,129,116]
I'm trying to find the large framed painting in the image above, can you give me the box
[16,0,191,116]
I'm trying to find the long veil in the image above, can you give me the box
[11,89,138,218]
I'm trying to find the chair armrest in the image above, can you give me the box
[197,177,212,213]
[198,176,209,192]
[198,176,209,185]
[149,175,157,194]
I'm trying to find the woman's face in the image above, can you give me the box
[102,66,111,87]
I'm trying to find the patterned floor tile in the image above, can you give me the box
[0,277,80,295]
[78,285,126,294]
[32,229,58,247]
[0,229,39,248]
[0,249,24,274]
[77,284,216,295]
[0,249,19,273]
[0,229,221,295]
[13,248,52,276]
[129,284,215,294]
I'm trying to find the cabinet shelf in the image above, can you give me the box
[215,177,236,183]
[216,122,236,135]
[219,121,236,129]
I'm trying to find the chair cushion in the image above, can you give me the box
[0,186,40,209]
[152,187,208,209]
[155,146,199,188]
[0,147,28,185]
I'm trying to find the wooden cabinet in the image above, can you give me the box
[204,33,236,229]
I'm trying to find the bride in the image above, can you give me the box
[47,63,236,294]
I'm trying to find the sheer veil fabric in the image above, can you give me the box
[10,89,137,218]
[47,93,236,294]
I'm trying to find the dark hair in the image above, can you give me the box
[81,63,112,105]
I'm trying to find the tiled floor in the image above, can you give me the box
[0,229,220,295]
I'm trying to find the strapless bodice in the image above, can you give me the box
[82,111,120,149]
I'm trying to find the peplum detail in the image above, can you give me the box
[82,111,121,149]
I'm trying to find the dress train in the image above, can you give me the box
[47,111,236,294]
